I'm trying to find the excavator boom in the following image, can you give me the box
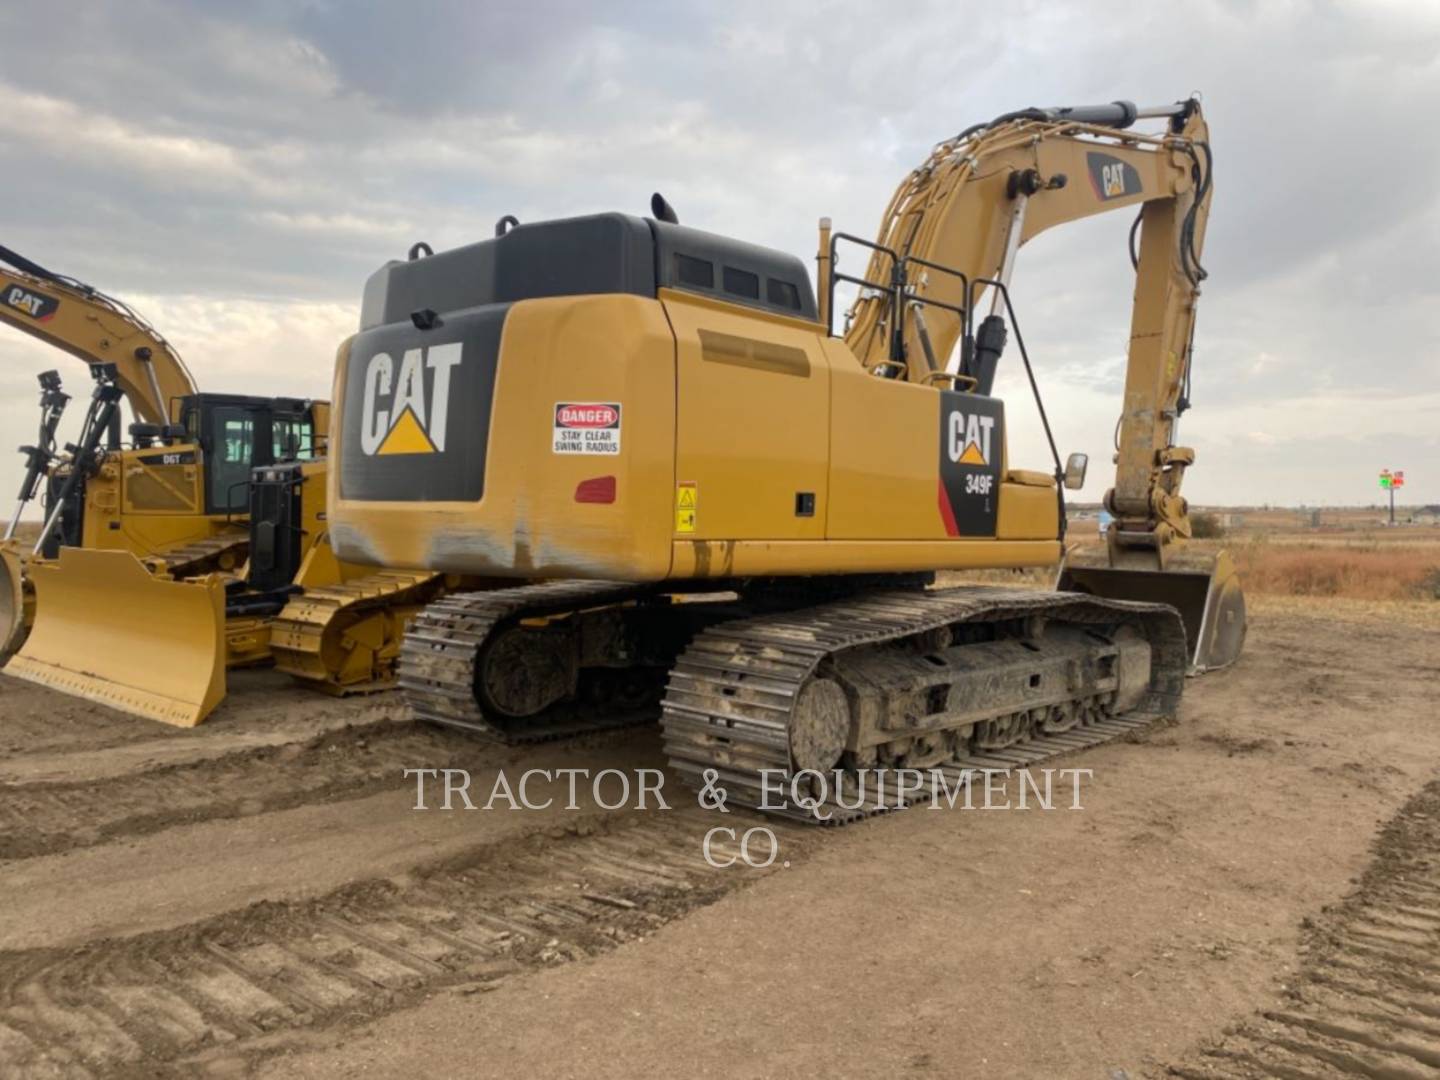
[1,243,197,426]
[825,98,1242,670]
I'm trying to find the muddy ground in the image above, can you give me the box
[0,599,1437,1079]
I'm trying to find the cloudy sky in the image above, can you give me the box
[1,0,1436,513]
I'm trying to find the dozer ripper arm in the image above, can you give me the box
[1,242,198,427]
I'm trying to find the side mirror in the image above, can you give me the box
[1063,452,1088,491]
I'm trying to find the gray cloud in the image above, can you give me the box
[0,0,1436,509]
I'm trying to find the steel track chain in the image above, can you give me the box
[659,585,1189,825]
[153,534,249,578]
[397,580,660,743]
[270,570,447,689]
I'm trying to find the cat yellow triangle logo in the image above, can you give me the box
[958,440,987,466]
[376,406,437,455]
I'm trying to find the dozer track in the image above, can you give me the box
[659,586,1188,824]
[270,569,448,692]
[149,533,249,578]
[398,580,668,743]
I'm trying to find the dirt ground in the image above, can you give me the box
[1,597,1438,1078]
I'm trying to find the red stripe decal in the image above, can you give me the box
[937,477,959,537]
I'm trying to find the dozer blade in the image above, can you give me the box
[0,542,31,663]
[5,548,227,727]
[1058,545,1247,673]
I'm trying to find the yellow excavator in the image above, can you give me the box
[0,245,460,725]
[323,97,1244,819]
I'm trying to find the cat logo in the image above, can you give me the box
[947,409,995,466]
[359,342,462,456]
[3,284,60,322]
[937,394,1004,537]
[1085,152,1141,202]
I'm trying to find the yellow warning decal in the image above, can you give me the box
[676,482,697,509]
[377,406,437,455]
[675,507,696,533]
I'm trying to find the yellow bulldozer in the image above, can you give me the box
[0,241,328,651]
[0,244,466,725]
[317,97,1244,819]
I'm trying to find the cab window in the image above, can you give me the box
[208,407,258,512]
[273,417,313,460]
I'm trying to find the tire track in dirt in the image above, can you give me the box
[0,718,653,862]
[1166,776,1440,1079]
[0,671,378,763]
[0,723,423,861]
[0,809,807,1078]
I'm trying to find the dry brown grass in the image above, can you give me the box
[1204,536,1440,602]
[1248,593,1440,631]
[940,529,1440,609]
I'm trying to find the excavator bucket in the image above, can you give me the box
[0,543,30,662]
[5,548,227,727]
[1058,545,1247,673]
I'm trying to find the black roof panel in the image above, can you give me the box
[360,212,817,329]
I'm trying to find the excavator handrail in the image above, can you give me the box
[826,232,973,372]
[825,232,899,329]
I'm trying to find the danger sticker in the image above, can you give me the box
[553,402,621,455]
